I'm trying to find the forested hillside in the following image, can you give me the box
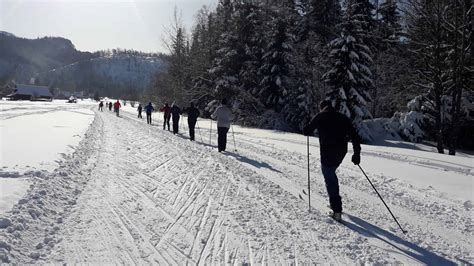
[0,32,97,84]
[0,33,167,99]
[149,0,472,154]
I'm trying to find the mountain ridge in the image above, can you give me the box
[0,32,167,98]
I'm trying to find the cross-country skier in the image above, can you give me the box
[99,101,104,111]
[211,98,233,152]
[184,102,200,141]
[113,100,121,117]
[170,103,182,134]
[303,100,361,222]
[145,102,154,124]
[137,104,143,118]
[108,102,112,111]
[160,103,171,131]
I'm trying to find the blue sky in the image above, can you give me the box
[0,0,216,53]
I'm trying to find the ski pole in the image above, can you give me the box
[210,120,212,145]
[197,121,203,142]
[307,135,311,212]
[231,125,237,152]
[358,165,407,234]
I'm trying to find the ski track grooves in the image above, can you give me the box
[2,108,467,264]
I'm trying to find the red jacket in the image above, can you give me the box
[113,101,121,109]
[160,105,171,116]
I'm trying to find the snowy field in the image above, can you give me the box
[0,100,94,215]
[0,101,472,264]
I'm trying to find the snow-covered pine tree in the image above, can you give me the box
[209,1,259,99]
[297,0,342,42]
[370,0,406,117]
[350,0,376,47]
[281,65,315,131]
[406,0,452,153]
[322,0,374,141]
[187,7,216,105]
[378,0,402,47]
[257,14,295,111]
[165,9,191,105]
[444,0,472,155]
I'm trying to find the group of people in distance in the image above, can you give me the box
[99,100,122,116]
[135,98,233,152]
[99,97,362,222]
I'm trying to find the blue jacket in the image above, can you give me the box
[145,104,154,114]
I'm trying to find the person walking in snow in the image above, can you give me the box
[160,103,171,131]
[137,104,143,119]
[113,100,121,117]
[303,100,361,222]
[170,103,182,134]
[184,102,200,141]
[145,102,155,124]
[99,101,104,111]
[211,98,233,152]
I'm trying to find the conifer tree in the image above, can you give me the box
[323,0,374,141]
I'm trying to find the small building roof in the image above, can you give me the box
[9,84,52,97]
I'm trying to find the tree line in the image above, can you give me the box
[145,0,472,155]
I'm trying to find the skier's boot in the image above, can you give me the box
[330,212,342,222]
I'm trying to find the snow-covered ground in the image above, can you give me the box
[0,100,94,214]
[0,101,472,264]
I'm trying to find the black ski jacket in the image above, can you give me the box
[171,106,182,119]
[304,108,361,166]
[185,107,200,122]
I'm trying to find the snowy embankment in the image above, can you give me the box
[0,103,473,264]
[0,100,94,216]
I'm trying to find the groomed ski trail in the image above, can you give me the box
[2,108,469,264]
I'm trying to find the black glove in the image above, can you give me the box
[351,153,361,165]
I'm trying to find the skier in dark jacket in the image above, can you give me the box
[99,101,104,111]
[184,102,200,141]
[160,103,171,131]
[170,103,182,134]
[108,102,112,111]
[137,104,143,119]
[144,102,154,124]
[303,100,361,222]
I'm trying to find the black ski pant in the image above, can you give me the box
[217,127,229,152]
[163,115,170,130]
[172,117,180,134]
[146,113,152,124]
[321,164,342,213]
[188,119,197,141]
[138,111,142,118]
[115,108,120,117]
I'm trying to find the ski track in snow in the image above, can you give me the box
[0,107,472,264]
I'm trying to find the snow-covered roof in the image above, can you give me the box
[9,84,52,97]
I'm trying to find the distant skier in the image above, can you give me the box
[184,102,200,141]
[211,98,233,152]
[145,102,155,124]
[108,102,113,111]
[170,103,182,134]
[99,101,104,111]
[137,104,143,118]
[160,103,171,131]
[303,100,361,222]
[113,100,121,117]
